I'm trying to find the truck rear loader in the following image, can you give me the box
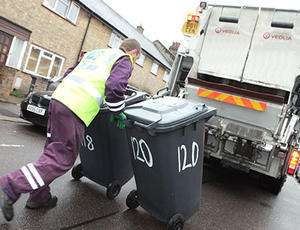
[165,2,300,194]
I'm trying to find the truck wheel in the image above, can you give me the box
[106,181,121,200]
[259,175,286,195]
[167,214,184,230]
[71,164,83,181]
[126,190,140,209]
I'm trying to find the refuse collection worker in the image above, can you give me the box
[0,38,141,221]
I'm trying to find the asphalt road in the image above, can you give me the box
[0,101,300,230]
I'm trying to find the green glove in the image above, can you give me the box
[109,112,127,130]
[117,119,126,129]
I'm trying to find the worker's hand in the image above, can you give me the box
[116,119,126,129]
[109,113,127,130]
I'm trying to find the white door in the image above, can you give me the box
[198,6,259,81]
[242,8,300,91]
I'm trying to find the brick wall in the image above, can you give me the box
[129,56,166,95]
[0,66,17,98]
[12,73,32,95]
[0,0,90,98]
[0,0,169,99]
[81,18,112,51]
[34,78,49,92]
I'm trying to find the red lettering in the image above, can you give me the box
[266,32,292,41]
[215,28,240,35]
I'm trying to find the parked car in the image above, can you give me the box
[20,78,147,127]
[20,78,62,127]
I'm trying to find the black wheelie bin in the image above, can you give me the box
[71,89,148,199]
[124,96,216,230]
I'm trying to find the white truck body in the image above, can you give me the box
[166,4,300,194]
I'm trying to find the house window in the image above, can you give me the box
[151,62,159,75]
[108,33,123,48]
[67,2,80,23]
[43,0,80,24]
[163,71,170,82]
[6,37,27,69]
[24,45,64,79]
[136,53,145,67]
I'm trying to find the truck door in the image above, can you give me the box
[242,9,300,92]
[198,6,259,81]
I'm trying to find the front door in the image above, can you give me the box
[0,30,13,66]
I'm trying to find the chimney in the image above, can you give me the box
[137,24,144,34]
[169,42,180,55]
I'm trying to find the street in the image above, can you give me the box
[0,101,300,230]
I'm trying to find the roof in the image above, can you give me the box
[78,0,171,69]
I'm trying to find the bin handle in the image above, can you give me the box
[125,115,162,130]
[129,91,137,97]
[133,116,162,130]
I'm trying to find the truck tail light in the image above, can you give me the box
[287,149,300,175]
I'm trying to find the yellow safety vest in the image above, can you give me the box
[52,48,134,126]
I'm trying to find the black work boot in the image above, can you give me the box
[25,196,58,209]
[0,188,14,221]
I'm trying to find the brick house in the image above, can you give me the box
[0,0,171,100]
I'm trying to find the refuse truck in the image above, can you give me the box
[164,2,300,194]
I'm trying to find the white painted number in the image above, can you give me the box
[178,141,199,173]
[131,137,153,168]
[82,134,94,151]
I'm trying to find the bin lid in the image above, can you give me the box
[124,96,216,133]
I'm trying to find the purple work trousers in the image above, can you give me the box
[0,100,85,202]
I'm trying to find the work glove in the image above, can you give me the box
[109,112,127,130]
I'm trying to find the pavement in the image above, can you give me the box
[0,95,24,106]
[0,96,27,125]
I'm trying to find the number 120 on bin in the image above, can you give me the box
[130,137,200,173]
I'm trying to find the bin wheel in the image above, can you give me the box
[106,181,121,200]
[167,214,184,230]
[71,164,83,181]
[126,190,140,209]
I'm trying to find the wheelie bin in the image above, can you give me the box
[71,89,148,199]
[124,96,216,229]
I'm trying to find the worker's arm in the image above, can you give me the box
[105,56,133,113]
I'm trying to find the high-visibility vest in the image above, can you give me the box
[52,48,134,126]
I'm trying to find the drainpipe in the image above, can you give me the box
[77,14,92,60]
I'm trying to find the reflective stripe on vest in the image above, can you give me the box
[67,74,103,107]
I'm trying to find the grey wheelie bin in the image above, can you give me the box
[71,89,147,199]
[124,96,216,230]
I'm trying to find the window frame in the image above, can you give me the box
[108,33,123,49]
[43,0,80,24]
[136,53,145,67]
[23,44,65,80]
[151,62,159,76]
[5,36,27,70]
[66,1,80,24]
[163,70,170,82]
